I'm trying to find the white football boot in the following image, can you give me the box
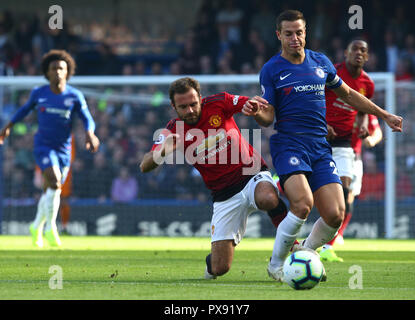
[267,263,284,283]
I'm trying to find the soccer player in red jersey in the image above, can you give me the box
[322,40,383,261]
[140,77,287,279]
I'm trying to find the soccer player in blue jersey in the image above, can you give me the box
[0,50,100,247]
[244,10,402,282]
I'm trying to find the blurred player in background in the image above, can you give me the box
[140,77,288,279]
[258,10,402,282]
[0,50,99,247]
[322,39,381,261]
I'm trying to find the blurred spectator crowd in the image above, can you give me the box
[1,0,415,203]
[1,0,415,78]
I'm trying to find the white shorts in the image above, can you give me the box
[211,171,277,245]
[332,147,355,179]
[350,158,363,196]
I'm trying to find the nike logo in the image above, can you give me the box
[38,98,47,103]
[280,73,292,80]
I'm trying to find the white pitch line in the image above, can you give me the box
[0,279,414,291]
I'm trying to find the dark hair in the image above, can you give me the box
[347,38,369,51]
[276,10,306,31]
[41,49,76,80]
[169,77,201,105]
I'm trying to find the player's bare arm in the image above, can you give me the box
[331,82,403,132]
[0,121,14,145]
[242,96,274,127]
[140,133,180,173]
[364,126,383,148]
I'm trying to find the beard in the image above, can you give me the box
[182,115,199,125]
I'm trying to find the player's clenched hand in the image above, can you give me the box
[85,131,100,153]
[242,96,269,116]
[326,124,337,140]
[384,113,403,132]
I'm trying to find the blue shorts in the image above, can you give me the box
[34,146,71,183]
[269,133,341,192]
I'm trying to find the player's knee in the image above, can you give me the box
[48,180,61,190]
[290,196,313,219]
[256,191,279,211]
[326,207,345,228]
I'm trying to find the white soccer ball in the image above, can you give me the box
[283,250,324,290]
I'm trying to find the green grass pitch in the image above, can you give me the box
[0,236,414,300]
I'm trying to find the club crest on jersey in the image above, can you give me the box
[154,134,165,145]
[261,85,265,97]
[315,67,325,78]
[64,98,75,107]
[289,156,300,166]
[359,87,366,96]
[208,115,222,128]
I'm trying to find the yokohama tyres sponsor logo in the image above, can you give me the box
[293,84,325,92]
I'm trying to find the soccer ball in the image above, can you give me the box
[283,250,324,290]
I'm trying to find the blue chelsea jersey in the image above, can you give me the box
[260,49,342,137]
[11,84,95,152]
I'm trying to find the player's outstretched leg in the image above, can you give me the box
[268,175,312,282]
[30,193,47,247]
[268,211,306,282]
[303,184,343,251]
[44,188,62,247]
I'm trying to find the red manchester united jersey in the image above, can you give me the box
[325,62,375,145]
[151,92,266,193]
[351,114,381,155]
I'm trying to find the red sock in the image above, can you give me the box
[267,199,288,229]
[270,212,287,229]
[338,212,352,237]
[327,212,352,246]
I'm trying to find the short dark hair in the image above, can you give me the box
[169,77,201,105]
[276,10,306,31]
[41,49,76,80]
[347,38,369,51]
